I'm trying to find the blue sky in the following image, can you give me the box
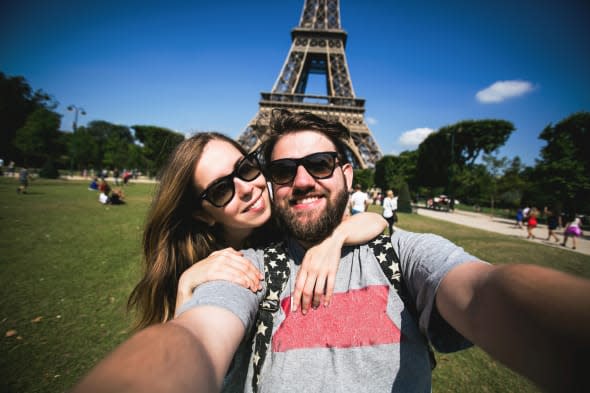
[2,0,589,166]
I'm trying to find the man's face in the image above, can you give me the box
[270,130,353,246]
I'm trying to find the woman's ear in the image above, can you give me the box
[193,210,215,227]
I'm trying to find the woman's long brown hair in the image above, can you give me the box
[127,132,258,329]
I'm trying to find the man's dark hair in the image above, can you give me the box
[261,109,352,165]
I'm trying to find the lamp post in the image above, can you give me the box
[447,127,458,212]
[67,105,86,131]
[67,105,86,175]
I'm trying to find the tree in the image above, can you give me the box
[68,127,101,170]
[497,157,529,209]
[397,182,412,213]
[14,108,62,166]
[374,151,418,193]
[416,119,514,188]
[352,168,374,191]
[482,153,509,216]
[76,121,134,171]
[452,164,492,206]
[534,111,590,215]
[0,72,56,162]
[133,125,185,177]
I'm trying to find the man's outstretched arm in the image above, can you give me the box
[70,306,244,393]
[436,263,590,393]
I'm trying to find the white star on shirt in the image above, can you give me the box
[257,322,268,336]
[253,352,260,365]
[268,290,279,301]
[377,252,387,263]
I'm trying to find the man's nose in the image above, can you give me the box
[292,164,316,189]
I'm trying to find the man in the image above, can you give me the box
[72,110,589,393]
[349,183,368,214]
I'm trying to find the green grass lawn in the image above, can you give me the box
[1,178,588,393]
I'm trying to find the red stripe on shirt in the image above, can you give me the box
[272,285,401,352]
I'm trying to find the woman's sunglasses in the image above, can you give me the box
[199,153,262,208]
[266,151,339,185]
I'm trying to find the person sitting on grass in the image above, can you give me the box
[109,188,125,205]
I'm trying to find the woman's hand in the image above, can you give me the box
[292,236,341,314]
[175,248,263,316]
[292,212,387,314]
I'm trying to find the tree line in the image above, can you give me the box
[365,113,590,217]
[2,71,589,216]
[1,72,185,178]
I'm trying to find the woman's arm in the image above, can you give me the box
[292,212,387,313]
[175,248,263,315]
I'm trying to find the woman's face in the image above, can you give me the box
[193,139,271,233]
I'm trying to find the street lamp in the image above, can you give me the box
[67,105,86,175]
[67,105,86,131]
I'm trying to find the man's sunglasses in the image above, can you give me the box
[199,153,262,208]
[266,151,339,185]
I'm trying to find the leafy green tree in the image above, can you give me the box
[482,153,509,215]
[497,157,529,209]
[14,108,62,166]
[534,111,590,214]
[68,127,101,170]
[0,72,56,162]
[452,164,492,206]
[353,168,374,191]
[374,151,418,193]
[76,121,134,171]
[132,125,185,177]
[416,119,514,188]
[103,125,134,168]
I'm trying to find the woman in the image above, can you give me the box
[562,217,583,250]
[526,207,539,240]
[128,132,386,329]
[381,189,397,235]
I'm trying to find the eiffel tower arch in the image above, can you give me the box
[237,0,382,168]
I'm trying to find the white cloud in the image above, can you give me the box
[476,80,534,103]
[399,128,435,148]
[366,116,378,125]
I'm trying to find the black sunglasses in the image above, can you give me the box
[267,151,339,185]
[199,153,262,208]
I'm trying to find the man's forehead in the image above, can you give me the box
[271,130,335,160]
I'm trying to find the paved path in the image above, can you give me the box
[415,207,589,256]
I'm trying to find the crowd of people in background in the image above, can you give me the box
[516,204,584,249]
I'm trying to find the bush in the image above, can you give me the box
[398,182,412,213]
[39,159,60,179]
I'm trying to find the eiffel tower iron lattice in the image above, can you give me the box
[237,0,382,168]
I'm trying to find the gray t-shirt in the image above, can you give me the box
[179,229,482,392]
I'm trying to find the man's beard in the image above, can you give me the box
[272,186,349,245]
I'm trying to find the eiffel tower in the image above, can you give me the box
[237,0,382,168]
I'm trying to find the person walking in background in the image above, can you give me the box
[562,217,583,250]
[526,207,539,239]
[544,206,560,243]
[17,166,30,194]
[113,168,120,185]
[382,189,398,235]
[515,207,524,229]
[349,183,368,215]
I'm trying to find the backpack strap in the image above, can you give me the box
[252,234,435,392]
[252,242,290,393]
[367,233,436,369]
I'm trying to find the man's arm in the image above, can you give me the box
[70,306,245,393]
[436,262,590,393]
